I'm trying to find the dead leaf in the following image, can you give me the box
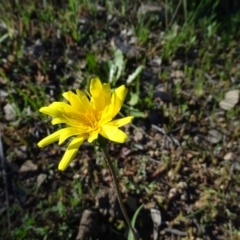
[37,173,47,187]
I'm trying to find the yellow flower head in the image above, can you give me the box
[38,78,133,171]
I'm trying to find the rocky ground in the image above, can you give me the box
[1,1,240,239]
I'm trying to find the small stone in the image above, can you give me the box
[168,188,178,199]
[173,78,182,85]
[186,152,193,159]
[154,150,160,156]
[180,191,188,201]
[8,54,15,62]
[73,173,81,179]
[133,129,144,142]
[171,60,182,68]
[177,181,187,189]
[170,70,184,78]
[0,90,8,98]
[226,142,233,149]
[219,89,239,110]
[167,169,174,179]
[19,160,38,172]
[151,57,162,67]
[4,103,18,120]
[207,129,222,144]
[149,150,154,157]
[0,77,8,84]
[223,152,234,161]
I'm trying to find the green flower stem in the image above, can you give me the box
[99,142,136,240]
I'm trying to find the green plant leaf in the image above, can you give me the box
[109,61,117,84]
[115,49,124,80]
[128,93,139,106]
[127,107,145,118]
[126,66,143,84]
[128,204,144,240]
[109,49,124,84]
[0,33,9,43]
[86,52,98,72]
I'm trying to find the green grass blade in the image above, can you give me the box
[127,204,144,240]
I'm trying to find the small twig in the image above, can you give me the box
[99,143,137,240]
[151,124,167,135]
[168,0,183,28]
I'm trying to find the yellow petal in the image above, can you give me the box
[62,115,90,130]
[58,136,86,171]
[52,116,76,126]
[51,118,67,125]
[92,96,105,111]
[51,117,88,131]
[79,94,92,111]
[90,77,102,98]
[62,90,73,102]
[62,91,82,110]
[90,78,111,111]
[39,106,57,116]
[60,110,81,120]
[39,102,68,117]
[100,125,128,143]
[95,83,111,110]
[102,83,111,103]
[37,129,63,147]
[88,130,99,143]
[103,85,128,120]
[109,116,134,127]
[58,127,84,145]
[112,85,128,116]
[76,89,87,100]
[64,90,92,112]
[115,85,128,101]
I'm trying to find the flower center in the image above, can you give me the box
[84,111,101,129]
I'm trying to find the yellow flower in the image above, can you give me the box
[38,78,133,171]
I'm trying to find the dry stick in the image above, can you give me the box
[100,145,137,240]
[167,0,182,28]
[0,128,11,233]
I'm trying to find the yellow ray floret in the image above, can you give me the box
[38,78,133,171]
